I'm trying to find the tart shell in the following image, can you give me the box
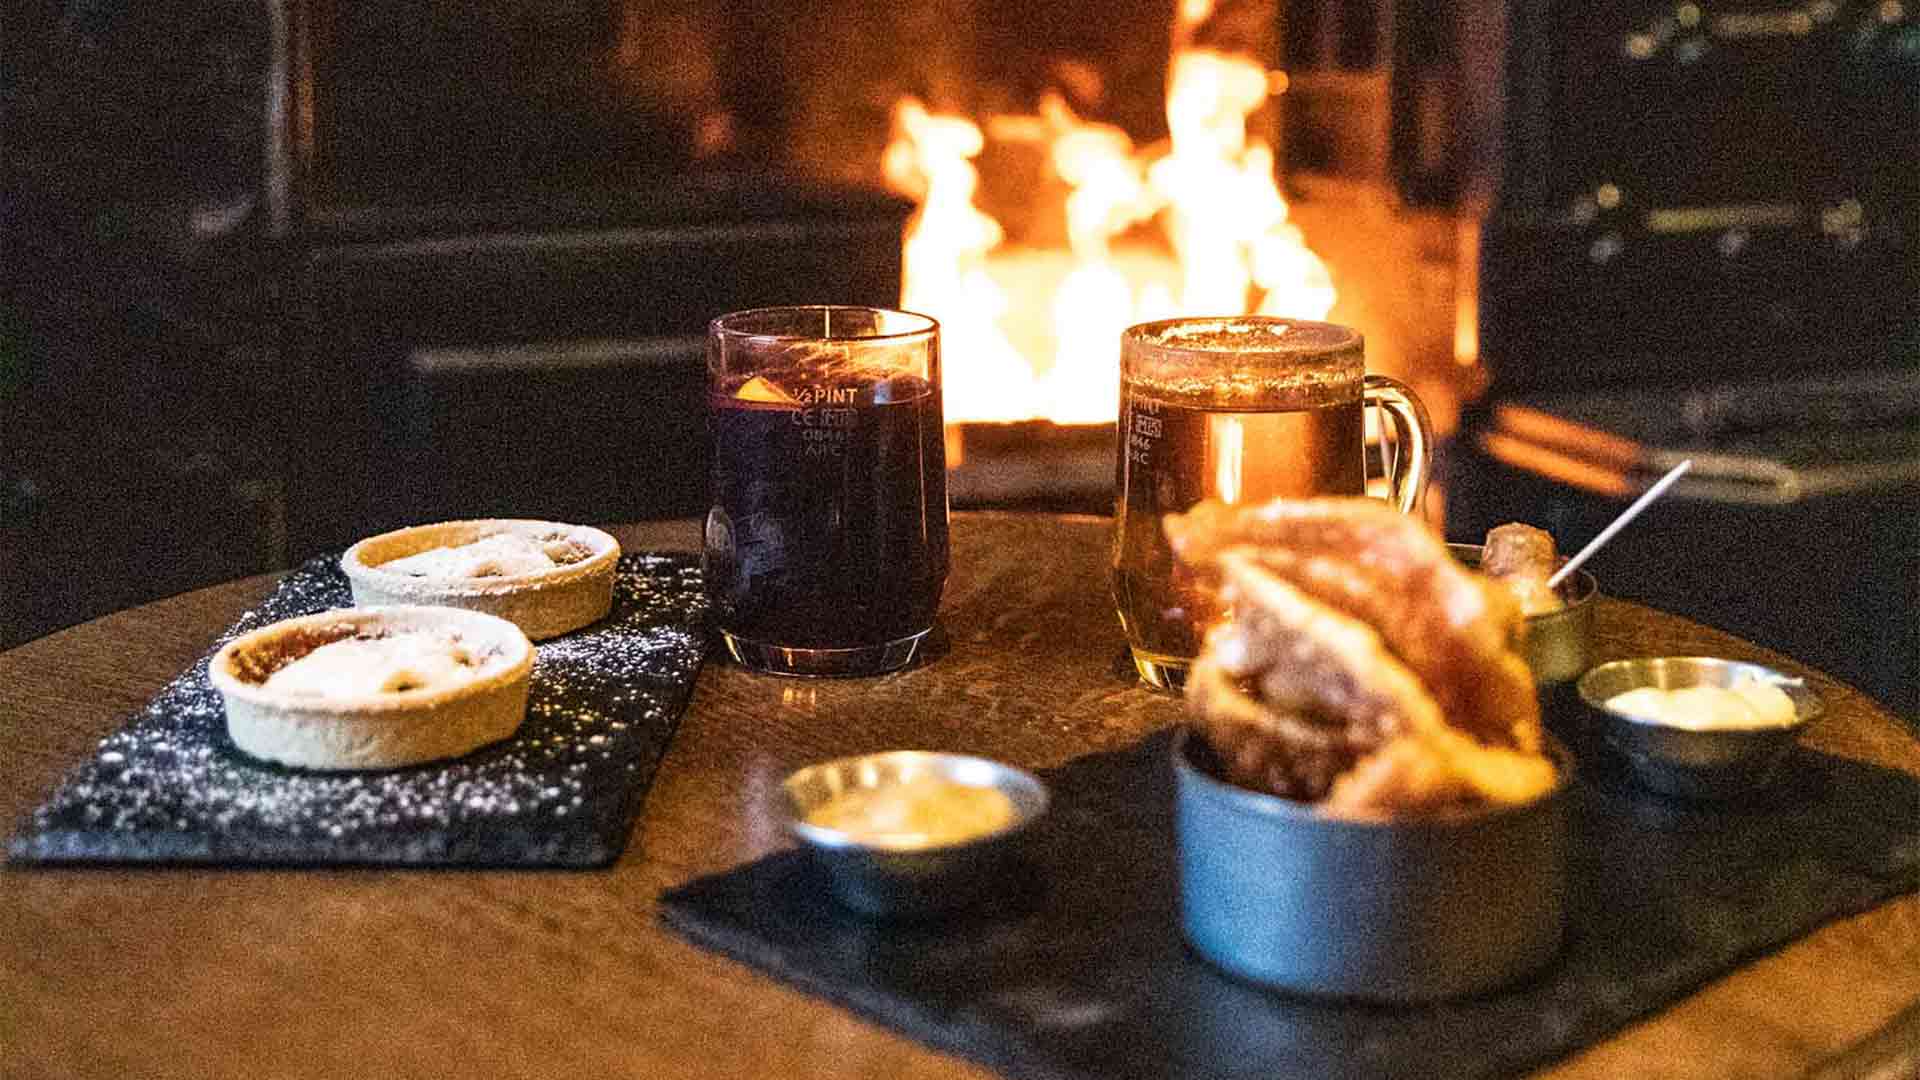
[210,606,535,770]
[341,519,620,641]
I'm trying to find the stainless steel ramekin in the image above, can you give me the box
[779,750,1049,918]
[1172,727,1570,1001]
[1448,542,1598,686]
[1578,656,1819,800]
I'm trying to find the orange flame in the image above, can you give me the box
[1039,94,1156,423]
[883,99,1036,422]
[1155,49,1334,319]
[882,35,1333,426]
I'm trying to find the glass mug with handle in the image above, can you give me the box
[1110,317,1433,691]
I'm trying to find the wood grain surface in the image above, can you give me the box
[3,513,1916,1080]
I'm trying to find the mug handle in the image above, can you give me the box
[1362,374,1434,515]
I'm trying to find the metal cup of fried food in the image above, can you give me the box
[1173,728,1570,1001]
[1164,497,1571,1000]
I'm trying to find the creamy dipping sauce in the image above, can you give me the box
[805,776,1018,849]
[1606,676,1798,730]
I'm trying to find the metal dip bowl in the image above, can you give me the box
[1577,656,1820,800]
[1171,728,1570,1002]
[779,750,1049,919]
[1449,543,1598,686]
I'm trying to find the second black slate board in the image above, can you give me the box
[9,552,710,868]
[662,728,1920,1080]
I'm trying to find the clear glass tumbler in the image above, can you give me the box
[704,306,949,677]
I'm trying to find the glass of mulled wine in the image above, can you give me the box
[704,306,949,677]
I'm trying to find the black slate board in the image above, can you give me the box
[9,552,710,868]
[661,728,1920,1080]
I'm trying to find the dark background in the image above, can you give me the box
[3,0,1915,717]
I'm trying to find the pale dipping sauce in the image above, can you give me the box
[805,776,1018,849]
[264,634,480,698]
[1606,676,1798,730]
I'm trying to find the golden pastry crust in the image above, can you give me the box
[342,520,620,641]
[210,606,533,770]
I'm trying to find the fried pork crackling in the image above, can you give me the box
[1166,498,1541,754]
[1169,498,1555,816]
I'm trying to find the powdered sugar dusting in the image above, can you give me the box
[10,553,710,867]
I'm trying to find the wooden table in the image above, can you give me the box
[4,513,1916,1079]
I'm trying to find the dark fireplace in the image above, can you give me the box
[4,0,1450,643]
[4,0,924,638]
[5,0,1915,718]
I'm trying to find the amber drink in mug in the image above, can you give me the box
[1111,317,1433,690]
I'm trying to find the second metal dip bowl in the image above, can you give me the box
[1577,656,1821,800]
[779,750,1049,919]
[1171,728,1571,1002]
[1448,543,1598,686]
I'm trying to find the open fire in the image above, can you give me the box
[881,0,1335,426]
